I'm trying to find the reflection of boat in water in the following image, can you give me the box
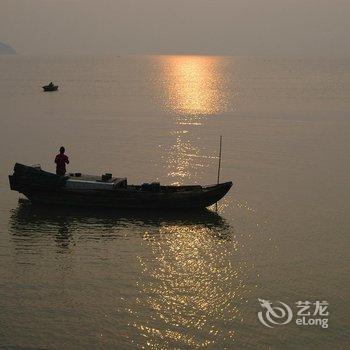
[9,164,233,210]
[11,198,227,227]
[10,199,231,240]
[42,82,58,91]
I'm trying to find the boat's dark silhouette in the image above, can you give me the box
[9,163,233,210]
[42,82,58,91]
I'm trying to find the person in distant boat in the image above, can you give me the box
[55,146,69,176]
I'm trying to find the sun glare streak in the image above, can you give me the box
[159,55,229,117]
[128,224,251,349]
[155,55,231,185]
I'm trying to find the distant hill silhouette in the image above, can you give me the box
[0,42,16,54]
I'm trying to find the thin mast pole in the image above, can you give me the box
[215,135,223,212]
[217,135,223,185]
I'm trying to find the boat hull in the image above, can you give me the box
[42,85,58,91]
[16,182,232,209]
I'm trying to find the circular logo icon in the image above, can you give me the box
[258,298,293,328]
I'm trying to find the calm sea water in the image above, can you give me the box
[0,55,349,349]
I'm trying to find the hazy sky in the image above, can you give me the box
[1,0,349,57]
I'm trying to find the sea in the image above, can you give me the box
[0,55,349,349]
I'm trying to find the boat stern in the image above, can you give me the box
[8,174,17,191]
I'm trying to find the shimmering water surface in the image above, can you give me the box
[0,55,349,349]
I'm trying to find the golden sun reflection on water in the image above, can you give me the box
[164,135,203,185]
[132,60,245,348]
[157,56,230,185]
[159,56,229,117]
[130,223,251,349]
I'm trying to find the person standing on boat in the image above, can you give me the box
[55,146,69,176]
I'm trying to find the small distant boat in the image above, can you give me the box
[9,163,233,210]
[42,82,58,92]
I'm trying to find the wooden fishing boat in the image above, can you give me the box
[42,84,58,92]
[9,163,232,210]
